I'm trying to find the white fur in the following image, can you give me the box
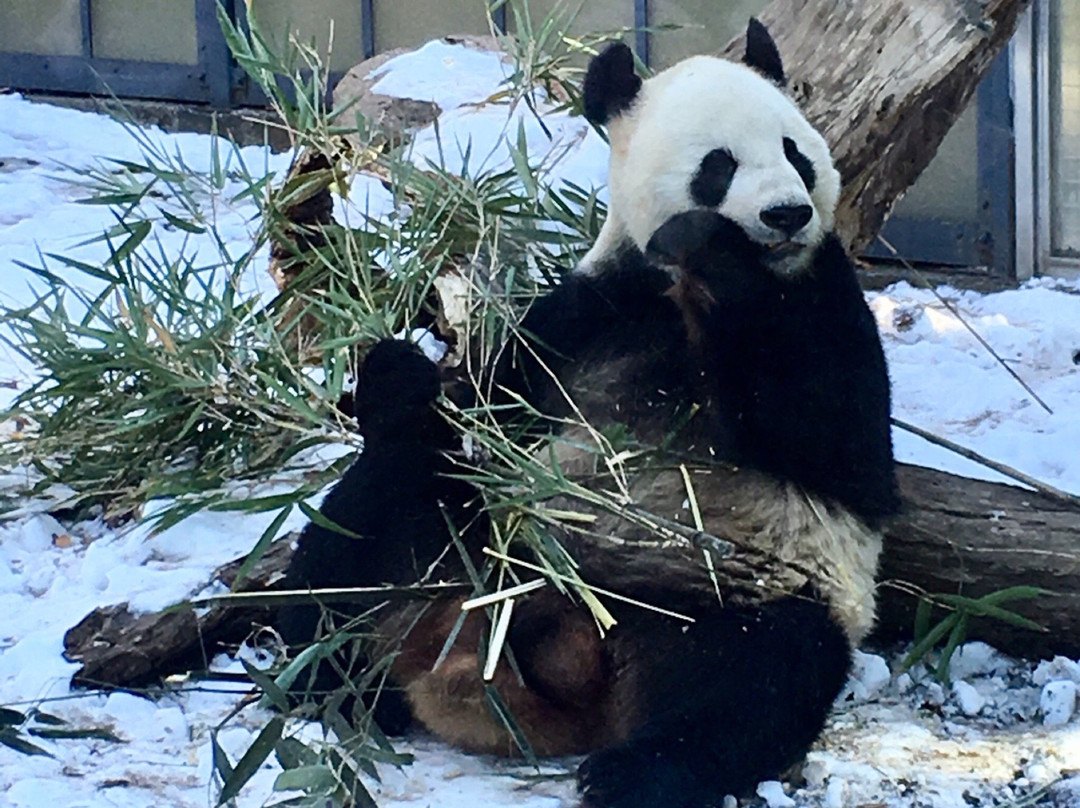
[579,56,840,276]
[741,485,882,646]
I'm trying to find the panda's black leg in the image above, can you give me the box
[577,593,851,808]
[277,339,478,730]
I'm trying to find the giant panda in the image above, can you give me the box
[279,19,900,808]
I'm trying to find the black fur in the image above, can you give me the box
[583,42,642,125]
[277,340,479,730]
[744,17,786,86]
[784,136,817,192]
[278,212,897,806]
[497,245,687,421]
[689,148,738,208]
[578,590,850,808]
[646,209,899,523]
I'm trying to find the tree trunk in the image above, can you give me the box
[722,0,1032,253]
[63,463,1080,691]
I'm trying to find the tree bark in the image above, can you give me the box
[722,0,1032,253]
[63,540,294,690]
[63,463,1080,691]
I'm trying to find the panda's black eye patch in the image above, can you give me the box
[783,137,816,192]
[690,148,738,208]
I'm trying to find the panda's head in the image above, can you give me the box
[580,20,840,276]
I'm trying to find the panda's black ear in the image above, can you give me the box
[583,42,642,125]
[744,18,786,86]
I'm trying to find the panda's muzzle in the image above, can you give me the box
[759,203,813,238]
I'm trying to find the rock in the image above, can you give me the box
[823,777,847,808]
[1040,680,1077,726]
[950,641,1008,679]
[332,35,504,148]
[333,48,438,147]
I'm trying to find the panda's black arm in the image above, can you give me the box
[706,234,899,524]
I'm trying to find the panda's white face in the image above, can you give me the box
[594,56,840,275]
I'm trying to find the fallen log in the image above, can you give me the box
[64,463,1080,691]
[64,540,294,690]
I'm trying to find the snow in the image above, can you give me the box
[1041,681,1078,726]
[757,781,796,808]
[951,681,986,716]
[845,650,892,701]
[871,281,1080,493]
[0,38,1079,808]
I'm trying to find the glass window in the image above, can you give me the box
[650,0,766,69]
[1050,0,1080,256]
[255,0,366,72]
[0,0,82,57]
[374,0,489,53]
[91,0,199,65]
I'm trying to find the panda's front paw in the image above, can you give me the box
[578,741,696,808]
[354,339,441,426]
[645,210,751,274]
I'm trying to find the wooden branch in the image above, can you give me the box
[63,463,1080,691]
[62,540,294,690]
[723,0,1032,252]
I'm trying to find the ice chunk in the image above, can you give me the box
[756,780,795,808]
[952,680,986,716]
[1040,680,1077,726]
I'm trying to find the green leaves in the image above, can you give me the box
[902,586,1052,682]
[216,716,285,805]
[0,708,122,757]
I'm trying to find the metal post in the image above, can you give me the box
[1012,5,1036,281]
[362,0,376,59]
[196,0,234,108]
[634,0,649,66]
[976,47,1016,277]
[79,0,93,59]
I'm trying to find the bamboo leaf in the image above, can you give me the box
[108,220,153,268]
[162,210,206,234]
[0,728,53,757]
[273,765,338,793]
[275,737,317,771]
[27,726,123,742]
[900,612,960,673]
[0,708,25,727]
[232,505,293,591]
[913,596,933,644]
[935,612,970,684]
[217,716,285,805]
[242,659,292,713]
[298,501,362,539]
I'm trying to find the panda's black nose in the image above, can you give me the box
[760,204,813,237]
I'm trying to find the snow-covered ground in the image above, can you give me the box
[1,39,1080,808]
